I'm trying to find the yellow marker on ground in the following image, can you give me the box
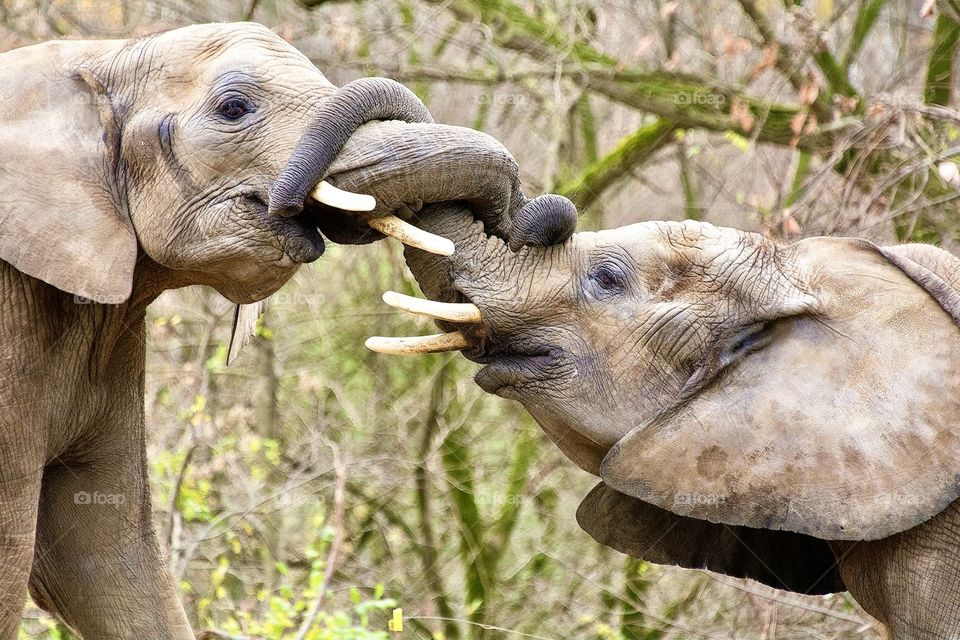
[388,608,403,632]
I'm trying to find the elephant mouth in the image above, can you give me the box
[458,292,573,395]
[471,344,566,396]
[273,201,327,264]
[463,302,569,394]
[362,281,568,396]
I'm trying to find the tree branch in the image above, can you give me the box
[440,419,490,628]
[555,119,677,210]
[430,0,839,150]
[737,0,835,120]
[430,0,955,240]
[415,365,459,639]
[288,453,348,640]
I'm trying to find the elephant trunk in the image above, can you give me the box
[369,203,572,356]
[297,119,579,252]
[403,205,495,305]
[271,76,577,249]
[269,77,433,218]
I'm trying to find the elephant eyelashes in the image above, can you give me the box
[587,263,627,295]
[217,96,256,121]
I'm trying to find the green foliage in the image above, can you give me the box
[722,130,751,153]
[18,615,77,640]
[925,13,960,107]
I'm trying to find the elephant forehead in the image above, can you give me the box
[148,22,295,53]
[127,23,329,89]
[591,221,755,258]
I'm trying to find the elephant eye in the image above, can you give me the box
[588,263,627,295]
[217,96,256,121]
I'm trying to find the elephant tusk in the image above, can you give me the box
[382,291,482,323]
[365,332,468,355]
[311,180,377,212]
[368,215,455,256]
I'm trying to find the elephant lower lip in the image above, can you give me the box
[473,347,561,395]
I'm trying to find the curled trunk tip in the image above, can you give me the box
[509,194,578,252]
[269,77,433,218]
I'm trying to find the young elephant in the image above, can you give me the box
[0,23,574,639]
[372,206,960,639]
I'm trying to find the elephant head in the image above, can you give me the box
[0,22,575,307]
[376,206,960,595]
[0,23,580,637]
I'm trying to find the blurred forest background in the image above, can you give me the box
[4,0,960,637]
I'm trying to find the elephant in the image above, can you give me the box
[366,205,960,639]
[0,22,576,639]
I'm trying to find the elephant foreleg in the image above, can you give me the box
[0,449,43,640]
[837,498,960,640]
[28,436,193,639]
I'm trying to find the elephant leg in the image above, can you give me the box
[28,440,193,639]
[836,498,960,640]
[0,452,43,640]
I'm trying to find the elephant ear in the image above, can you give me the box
[600,237,960,541]
[0,40,136,303]
[577,483,844,594]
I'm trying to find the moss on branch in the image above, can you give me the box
[556,119,677,210]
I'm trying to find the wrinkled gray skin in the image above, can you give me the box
[403,207,960,639]
[0,23,572,639]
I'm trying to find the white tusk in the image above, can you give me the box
[365,332,468,355]
[311,180,376,212]
[382,291,482,323]
[368,215,455,256]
